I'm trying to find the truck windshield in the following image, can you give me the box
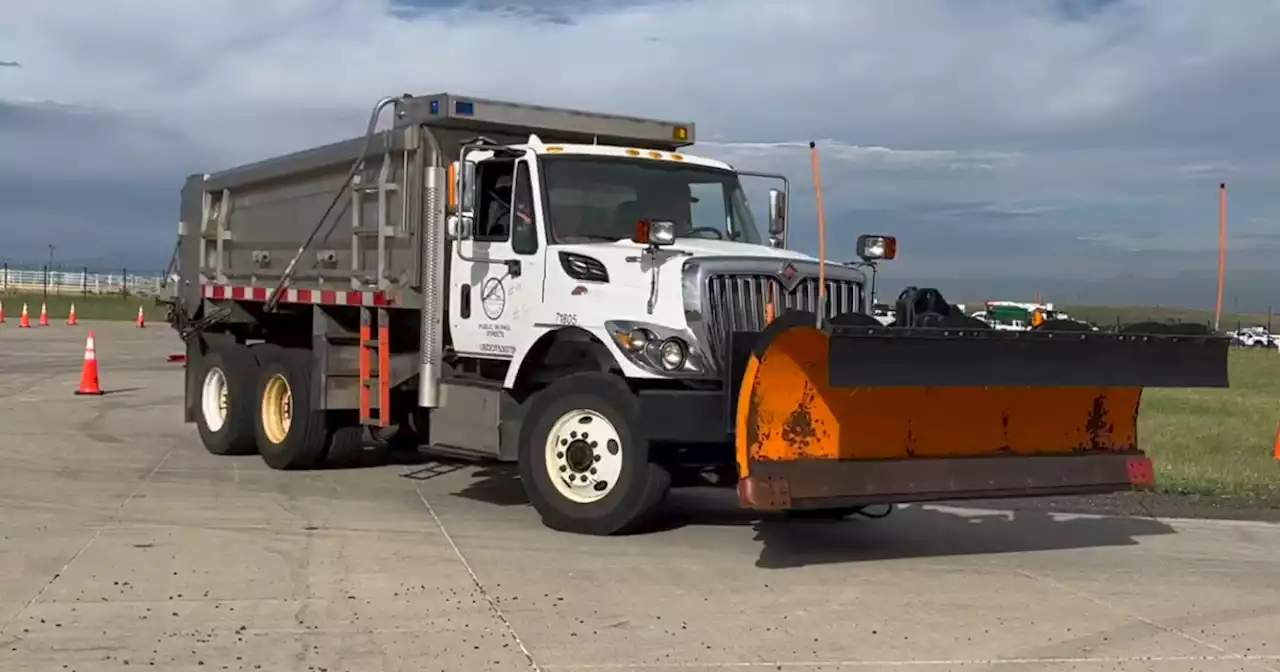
[538,155,763,245]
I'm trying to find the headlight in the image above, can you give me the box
[658,338,686,371]
[606,321,705,376]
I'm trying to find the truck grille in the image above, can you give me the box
[703,273,861,371]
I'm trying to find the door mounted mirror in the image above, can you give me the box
[450,158,478,241]
[767,189,787,248]
[768,189,786,235]
[456,160,478,215]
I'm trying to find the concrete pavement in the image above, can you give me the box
[1,321,1278,671]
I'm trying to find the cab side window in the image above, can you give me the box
[475,159,515,243]
[510,160,538,255]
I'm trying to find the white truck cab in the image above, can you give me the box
[446,134,869,390]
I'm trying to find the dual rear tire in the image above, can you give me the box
[194,344,261,456]
[194,343,332,470]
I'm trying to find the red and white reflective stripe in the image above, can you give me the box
[201,284,390,307]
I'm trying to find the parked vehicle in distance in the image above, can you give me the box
[1229,326,1279,349]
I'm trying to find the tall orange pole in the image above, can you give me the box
[809,141,828,326]
[1214,182,1227,331]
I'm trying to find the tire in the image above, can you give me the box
[517,372,671,536]
[253,347,330,470]
[194,343,260,456]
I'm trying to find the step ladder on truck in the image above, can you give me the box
[162,92,1231,536]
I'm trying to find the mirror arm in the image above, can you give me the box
[451,145,527,274]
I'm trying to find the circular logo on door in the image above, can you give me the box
[481,278,506,320]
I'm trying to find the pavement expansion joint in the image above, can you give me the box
[413,480,542,671]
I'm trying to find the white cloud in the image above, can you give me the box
[0,0,1278,278]
[701,141,1021,172]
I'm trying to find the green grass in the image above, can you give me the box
[1141,348,1280,499]
[0,291,168,323]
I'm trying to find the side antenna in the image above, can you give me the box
[809,141,829,327]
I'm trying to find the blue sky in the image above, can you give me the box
[1,0,1278,287]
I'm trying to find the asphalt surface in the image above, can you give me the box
[2,321,1279,671]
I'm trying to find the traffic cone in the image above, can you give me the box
[67,303,78,326]
[74,331,104,396]
[19,303,31,328]
[38,302,49,327]
[0,300,5,324]
[135,305,145,329]
[1273,420,1280,462]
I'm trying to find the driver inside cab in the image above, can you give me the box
[609,179,705,240]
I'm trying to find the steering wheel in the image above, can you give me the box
[685,226,725,240]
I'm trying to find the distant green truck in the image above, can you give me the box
[972,301,1072,331]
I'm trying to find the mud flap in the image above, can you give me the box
[733,312,1230,511]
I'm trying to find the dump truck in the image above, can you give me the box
[164,92,1231,536]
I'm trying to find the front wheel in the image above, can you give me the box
[518,373,671,536]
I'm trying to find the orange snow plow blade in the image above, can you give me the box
[733,312,1230,511]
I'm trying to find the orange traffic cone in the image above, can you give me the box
[0,300,5,324]
[38,302,49,327]
[135,305,145,329]
[19,303,31,328]
[74,331,104,396]
[1273,420,1280,462]
[67,303,78,326]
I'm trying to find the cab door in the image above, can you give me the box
[449,152,545,360]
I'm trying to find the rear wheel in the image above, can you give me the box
[518,372,671,535]
[253,348,330,470]
[195,344,260,456]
